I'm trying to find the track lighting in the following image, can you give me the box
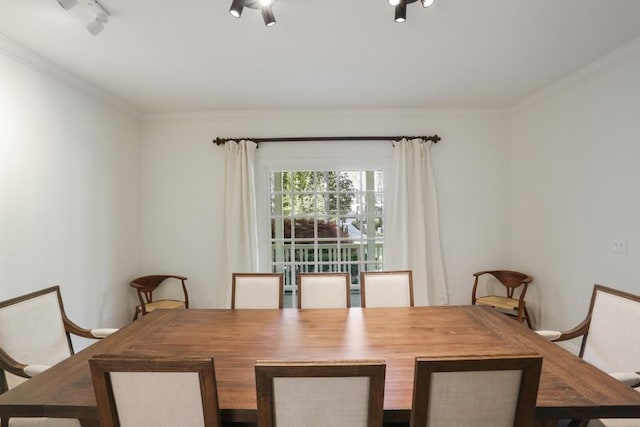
[388,0,436,22]
[229,0,277,27]
[394,1,407,23]
[229,0,244,18]
[57,0,79,11]
[261,6,276,27]
[86,0,109,36]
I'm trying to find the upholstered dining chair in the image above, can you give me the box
[410,354,542,427]
[472,270,533,328]
[89,354,221,427]
[297,272,351,308]
[231,273,284,309]
[0,286,117,427]
[536,285,640,427]
[129,274,189,320]
[255,359,386,427]
[360,270,414,308]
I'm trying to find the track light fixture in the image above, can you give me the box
[86,0,109,36]
[387,0,436,22]
[229,0,277,27]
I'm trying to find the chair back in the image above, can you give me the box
[361,271,414,307]
[232,273,284,309]
[255,360,385,427]
[410,354,542,427]
[89,355,221,427]
[297,273,350,308]
[472,270,532,299]
[581,285,640,373]
[0,286,72,390]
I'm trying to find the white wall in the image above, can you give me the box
[0,50,141,332]
[510,45,640,343]
[141,109,510,307]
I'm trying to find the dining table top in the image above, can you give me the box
[2,305,640,426]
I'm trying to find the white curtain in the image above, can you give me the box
[220,140,259,308]
[385,138,449,306]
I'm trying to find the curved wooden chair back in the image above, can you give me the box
[89,355,221,427]
[297,272,350,308]
[472,270,533,328]
[231,273,284,309]
[410,354,542,427]
[360,270,414,308]
[255,360,386,427]
[129,275,189,320]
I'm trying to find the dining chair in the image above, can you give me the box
[0,286,117,427]
[129,274,189,320]
[536,284,640,427]
[471,270,533,328]
[360,270,414,308]
[255,359,386,427]
[297,272,350,308]
[89,354,221,427]
[231,273,284,309]
[410,354,542,427]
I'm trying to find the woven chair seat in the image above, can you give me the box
[475,295,520,311]
[136,300,185,313]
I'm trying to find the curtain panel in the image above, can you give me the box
[220,140,259,308]
[385,138,449,306]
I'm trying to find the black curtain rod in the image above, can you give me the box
[213,135,441,146]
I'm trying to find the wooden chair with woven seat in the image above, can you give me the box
[297,272,351,309]
[410,354,542,427]
[255,359,386,427]
[89,354,221,427]
[360,270,414,308]
[231,273,284,309]
[0,286,117,427]
[536,285,640,427]
[471,270,533,328]
[130,274,189,320]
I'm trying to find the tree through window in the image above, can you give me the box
[270,170,384,307]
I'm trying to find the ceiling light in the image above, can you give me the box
[85,0,109,36]
[57,0,78,11]
[395,1,407,23]
[229,0,277,27]
[229,0,244,18]
[388,0,436,22]
[87,12,108,36]
[262,6,276,27]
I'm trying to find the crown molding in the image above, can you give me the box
[143,107,506,123]
[0,32,140,120]
[511,35,640,114]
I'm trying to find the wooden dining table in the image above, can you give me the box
[2,305,640,426]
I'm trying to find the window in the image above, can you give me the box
[270,170,384,307]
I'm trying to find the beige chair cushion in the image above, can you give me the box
[422,370,523,427]
[299,275,348,308]
[273,377,370,427]
[110,371,206,427]
[362,272,412,308]
[9,418,80,427]
[583,290,640,373]
[233,276,281,309]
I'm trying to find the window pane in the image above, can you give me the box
[270,168,383,307]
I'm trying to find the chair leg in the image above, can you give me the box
[523,306,533,329]
[133,309,139,321]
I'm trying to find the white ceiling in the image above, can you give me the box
[1,0,640,113]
